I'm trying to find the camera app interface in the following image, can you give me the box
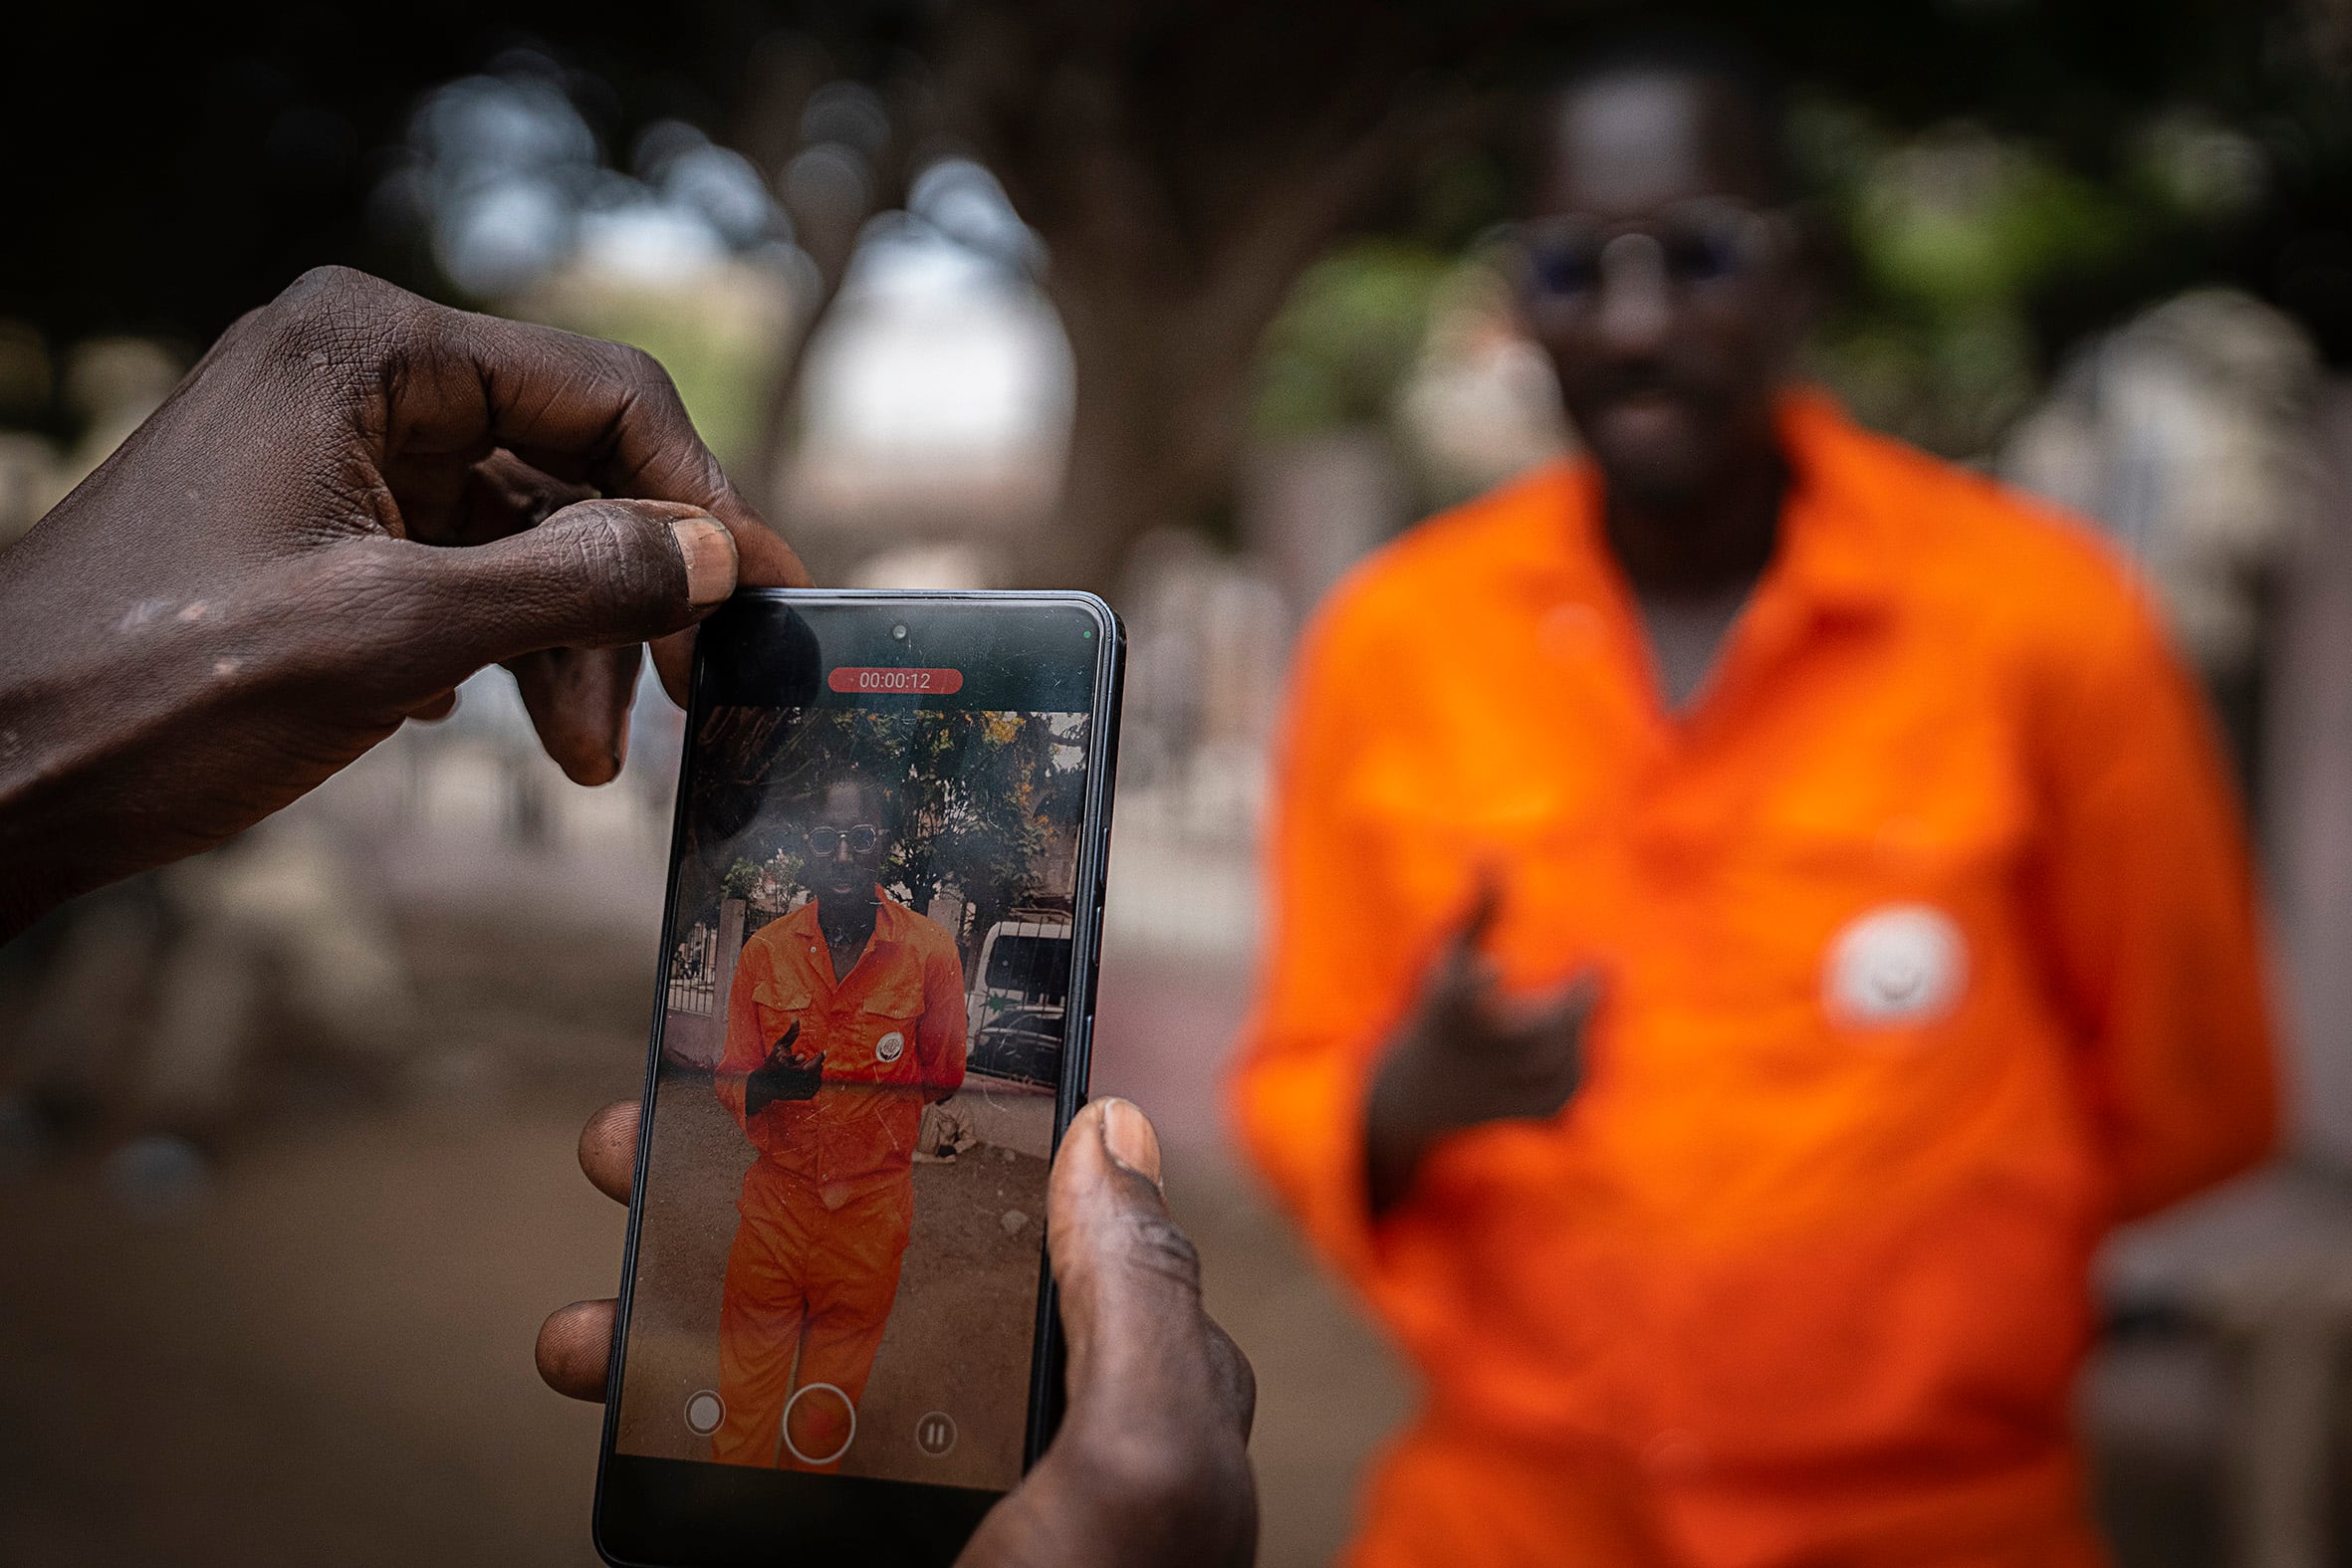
[616,637,1092,1492]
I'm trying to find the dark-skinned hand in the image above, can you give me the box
[742,1021,825,1113]
[538,1097,1259,1568]
[1364,882,1596,1218]
[0,265,809,938]
[0,266,1261,1568]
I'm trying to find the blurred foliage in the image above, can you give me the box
[950,0,2325,483]
[8,0,2352,475]
[1796,101,2288,454]
[512,263,795,471]
[1255,245,1456,438]
[1251,0,2352,464]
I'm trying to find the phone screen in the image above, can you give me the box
[597,592,1119,1567]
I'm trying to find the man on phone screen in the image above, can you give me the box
[714,776,968,1468]
[1230,29,2276,1568]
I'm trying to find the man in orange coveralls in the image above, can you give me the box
[1229,32,2277,1568]
[713,775,968,1468]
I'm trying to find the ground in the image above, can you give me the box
[612,1074,1052,1490]
[0,882,2265,1568]
[0,901,1410,1568]
[0,705,2320,1566]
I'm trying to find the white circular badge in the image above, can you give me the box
[874,1030,905,1063]
[1823,904,1967,1027]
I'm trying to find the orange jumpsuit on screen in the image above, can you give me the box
[1230,393,2277,1568]
[712,889,966,1468]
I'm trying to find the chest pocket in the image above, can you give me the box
[748,983,815,1050]
[858,974,927,1077]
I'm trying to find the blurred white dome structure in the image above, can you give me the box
[2004,288,2321,681]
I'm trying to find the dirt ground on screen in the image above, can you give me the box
[614,1070,1051,1488]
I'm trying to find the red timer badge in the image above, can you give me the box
[826,666,966,695]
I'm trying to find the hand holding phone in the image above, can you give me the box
[538,1096,1258,1568]
[956,1099,1257,1568]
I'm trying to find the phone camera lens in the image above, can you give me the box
[891,623,908,640]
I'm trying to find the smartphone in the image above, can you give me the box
[593,589,1123,1567]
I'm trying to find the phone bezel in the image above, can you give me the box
[591,588,1124,1568]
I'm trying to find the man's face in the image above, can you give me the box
[810,781,886,901]
[1518,72,1810,512]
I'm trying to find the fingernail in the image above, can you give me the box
[1096,1097,1163,1190]
[672,515,737,607]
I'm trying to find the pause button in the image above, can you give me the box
[914,1412,957,1456]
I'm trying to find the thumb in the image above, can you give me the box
[1412,876,1503,1028]
[999,1099,1255,1568]
[421,498,737,673]
[1049,1101,1249,1438]
[1498,971,1599,1035]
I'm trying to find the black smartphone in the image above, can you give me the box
[593,589,1123,1567]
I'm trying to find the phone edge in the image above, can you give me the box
[590,608,710,1568]
[1023,591,1124,1466]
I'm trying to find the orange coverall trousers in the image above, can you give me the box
[712,1161,912,1467]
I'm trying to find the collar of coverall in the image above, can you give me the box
[784,885,906,954]
[1519,386,1902,629]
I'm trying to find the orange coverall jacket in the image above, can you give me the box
[1229,393,2278,1568]
[717,889,969,1189]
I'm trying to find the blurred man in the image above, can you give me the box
[1,266,1256,1568]
[713,776,969,1468]
[1231,33,2276,1568]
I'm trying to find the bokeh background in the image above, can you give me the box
[9,3,2352,1564]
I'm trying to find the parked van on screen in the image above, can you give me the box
[965,913,1070,1086]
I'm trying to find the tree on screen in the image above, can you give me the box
[682,705,1088,981]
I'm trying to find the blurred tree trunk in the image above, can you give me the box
[1045,280,1262,591]
[729,39,938,521]
[943,1,1501,593]
[708,6,1527,587]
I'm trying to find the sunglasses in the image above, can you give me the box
[1509,201,1785,304]
[806,824,882,856]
